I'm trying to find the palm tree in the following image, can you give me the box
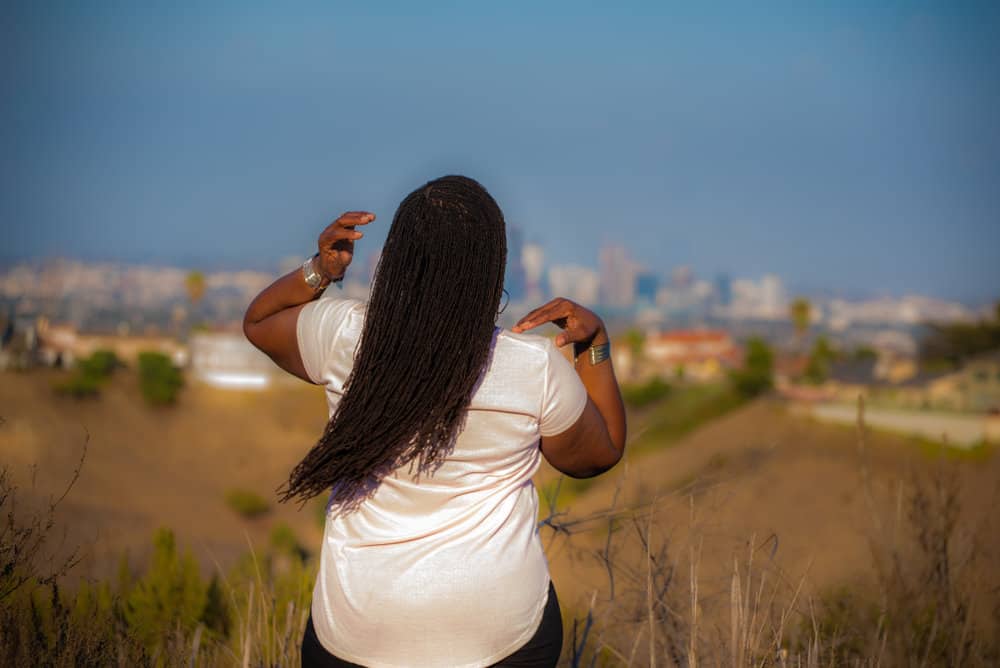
[185,271,206,306]
[184,271,206,333]
[789,297,811,351]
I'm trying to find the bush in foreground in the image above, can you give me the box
[3,402,997,666]
[137,351,184,406]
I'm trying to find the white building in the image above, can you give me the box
[548,265,600,306]
[189,332,282,390]
[599,245,636,307]
[521,243,546,304]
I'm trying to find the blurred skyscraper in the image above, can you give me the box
[635,270,659,306]
[761,274,786,318]
[714,273,732,306]
[671,265,693,289]
[548,265,600,306]
[521,243,545,304]
[598,245,636,307]
[506,225,527,302]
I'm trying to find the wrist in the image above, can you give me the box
[303,254,333,290]
[573,323,609,361]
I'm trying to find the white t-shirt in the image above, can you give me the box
[296,294,588,668]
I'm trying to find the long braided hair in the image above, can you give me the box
[279,175,508,510]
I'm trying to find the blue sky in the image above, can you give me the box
[2,1,998,302]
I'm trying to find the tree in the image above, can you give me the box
[790,297,811,349]
[137,352,184,406]
[184,271,206,306]
[731,337,774,398]
[804,335,837,385]
[919,317,1000,368]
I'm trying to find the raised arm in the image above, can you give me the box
[243,211,374,382]
[512,298,627,478]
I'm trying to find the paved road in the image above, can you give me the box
[810,402,987,448]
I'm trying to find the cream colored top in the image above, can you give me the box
[296,294,588,668]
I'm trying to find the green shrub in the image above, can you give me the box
[53,373,102,399]
[225,489,271,519]
[137,351,183,406]
[730,336,774,398]
[621,377,672,408]
[52,350,121,399]
[122,528,207,652]
[78,349,120,378]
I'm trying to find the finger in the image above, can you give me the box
[337,211,375,225]
[326,227,364,241]
[511,306,554,332]
[512,304,565,332]
[512,299,567,331]
[513,301,573,332]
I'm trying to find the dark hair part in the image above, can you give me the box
[279,175,508,510]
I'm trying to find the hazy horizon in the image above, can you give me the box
[3,2,999,304]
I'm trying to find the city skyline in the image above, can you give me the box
[3,2,999,303]
[2,239,995,308]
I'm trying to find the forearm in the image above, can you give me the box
[574,328,627,453]
[244,266,320,328]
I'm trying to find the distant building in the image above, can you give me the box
[900,351,1000,413]
[760,275,786,319]
[35,318,188,368]
[599,245,636,308]
[620,329,743,382]
[189,332,282,390]
[635,271,659,305]
[0,314,38,371]
[548,265,599,306]
[714,274,732,306]
[671,265,692,289]
[725,275,788,320]
[521,243,545,304]
[506,225,526,302]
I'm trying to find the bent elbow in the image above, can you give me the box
[242,317,261,350]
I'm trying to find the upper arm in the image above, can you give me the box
[536,337,620,478]
[540,399,621,478]
[243,303,313,383]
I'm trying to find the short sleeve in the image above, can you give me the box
[296,297,361,384]
[539,338,589,437]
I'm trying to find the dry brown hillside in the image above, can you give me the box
[3,367,998,659]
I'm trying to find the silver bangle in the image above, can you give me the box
[582,342,610,366]
[302,255,328,290]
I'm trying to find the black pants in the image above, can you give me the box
[301,581,563,667]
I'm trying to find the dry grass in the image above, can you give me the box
[537,397,999,667]
[3,368,999,666]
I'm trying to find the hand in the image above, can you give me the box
[316,211,375,281]
[512,298,606,352]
